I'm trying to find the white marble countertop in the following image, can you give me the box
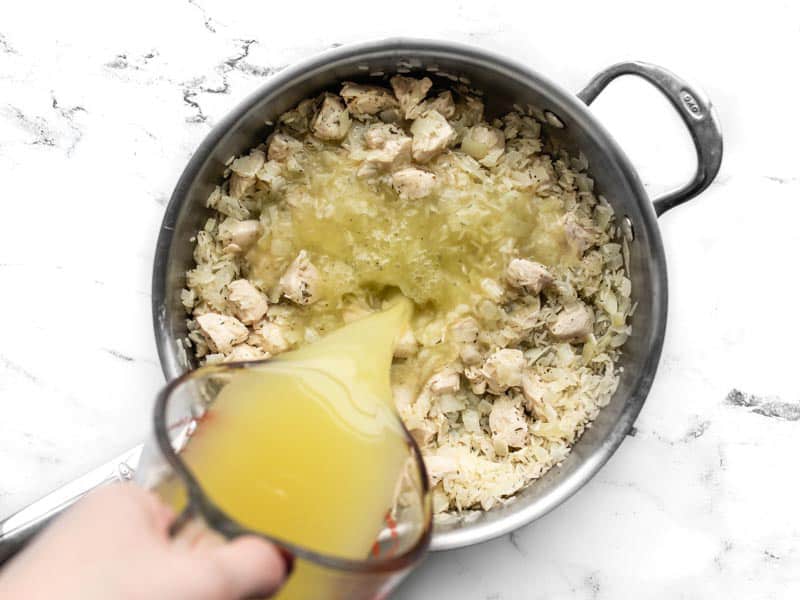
[1,1,798,597]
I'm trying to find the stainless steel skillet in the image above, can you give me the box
[0,39,722,561]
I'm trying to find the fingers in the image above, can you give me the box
[108,482,176,536]
[69,483,174,535]
[210,536,289,599]
[137,487,178,535]
[172,516,227,551]
[159,498,290,599]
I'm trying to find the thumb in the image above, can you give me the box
[210,535,290,599]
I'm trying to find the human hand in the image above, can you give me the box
[0,483,289,600]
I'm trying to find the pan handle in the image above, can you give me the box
[0,445,142,566]
[577,61,723,216]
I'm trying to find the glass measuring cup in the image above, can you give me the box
[136,360,433,600]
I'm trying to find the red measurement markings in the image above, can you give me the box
[166,410,215,433]
[370,512,400,558]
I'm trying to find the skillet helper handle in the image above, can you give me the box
[0,445,142,566]
[0,475,118,566]
[577,61,723,216]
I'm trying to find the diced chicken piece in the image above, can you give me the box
[391,167,436,199]
[252,323,288,354]
[375,136,412,163]
[521,370,558,421]
[357,136,412,177]
[450,316,480,344]
[217,218,261,253]
[363,124,391,149]
[481,348,526,394]
[489,396,529,449]
[410,110,456,163]
[196,313,249,354]
[250,321,290,355]
[461,124,505,166]
[550,303,594,341]
[363,123,402,149]
[230,149,266,178]
[356,124,412,176]
[224,344,268,363]
[340,82,398,116]
[459,343,482,366]
[394,328,419,358]
[521,370,542,412]
[428,369,461,395]
[267,132,303,162]
[389,75,432,119]
[310,94,351,141]
[419,91,455,119]
[563,213,596,255]
[506,258,553,293]
[424,454,458,484]
[279,250,320,305]
[228,173,255,198]
[227,279,268,325]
